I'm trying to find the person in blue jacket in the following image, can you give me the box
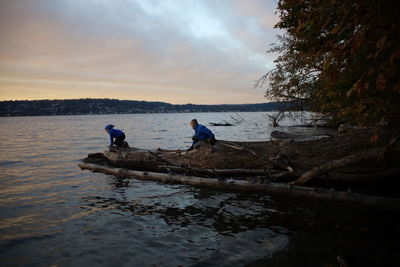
[188,119,216,150]
[105,124,129,148]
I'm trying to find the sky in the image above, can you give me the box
[0,0,280,104]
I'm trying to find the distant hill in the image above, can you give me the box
[0,99,288,117]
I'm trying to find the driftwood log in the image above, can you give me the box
[209,122,234,126]
[79,163,400,211]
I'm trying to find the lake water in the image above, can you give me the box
[0,112,399,266]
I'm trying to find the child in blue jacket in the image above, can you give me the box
[188,119,216,150]
[105,124,129,148]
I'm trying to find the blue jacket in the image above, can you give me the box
[108,128,124,145]
[193,124,214,144]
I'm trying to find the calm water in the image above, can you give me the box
[0,112,399,266]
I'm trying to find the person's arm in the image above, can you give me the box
[109,131,114,146]
[192,126,199,144]
[192,133,198,145]
[208,130,215,140]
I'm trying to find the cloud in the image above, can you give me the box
[0,0,279,104]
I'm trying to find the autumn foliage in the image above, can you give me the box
[261,0,400,127]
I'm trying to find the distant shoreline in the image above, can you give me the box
[0,98,290,117]
[0,110,280,118]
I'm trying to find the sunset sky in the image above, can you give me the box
[0,0,280,104]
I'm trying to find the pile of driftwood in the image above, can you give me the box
[209,113,244,126]
[209,121,234,126]
[79,128,400,210]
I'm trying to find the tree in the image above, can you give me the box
[258,0,400,127]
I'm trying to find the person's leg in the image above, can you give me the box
[189,135,200,150]
[207,137,217,145]
[192,136,199,143]
[114,138,123,147]
[210,137,216,145]
[122,140,129,148]
[194,140,205,149]
[204,137,216,145]
[114,133,125,147]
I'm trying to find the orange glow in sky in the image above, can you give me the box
[0,0,279,104]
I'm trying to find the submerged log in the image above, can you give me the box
[79,163,400,211]
[209,122,234,126]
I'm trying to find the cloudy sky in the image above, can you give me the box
[0,0,280,104]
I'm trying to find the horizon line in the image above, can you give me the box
[0,97,277,106]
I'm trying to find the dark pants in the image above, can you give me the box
[209,137,217,145]
[191,136,216,149]
[114,133,126,147]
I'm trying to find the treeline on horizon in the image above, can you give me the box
[0,99,290,117]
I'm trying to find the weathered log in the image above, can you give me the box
[104,142,272,170]
[157,165,271,176]
[271,131,301,140]
[103,149,161,170]
[292,148,386,185]
[103,148,282,175]
[271,130,332,141]
[79,163,400,211]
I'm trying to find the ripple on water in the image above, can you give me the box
[0,160,24,166]
[0,113,399,267]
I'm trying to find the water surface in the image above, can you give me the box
[0,113,399,266]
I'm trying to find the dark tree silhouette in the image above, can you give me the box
[258,0,400,127]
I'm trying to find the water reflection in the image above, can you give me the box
[80,177,290,266]
[0,113,399,266]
